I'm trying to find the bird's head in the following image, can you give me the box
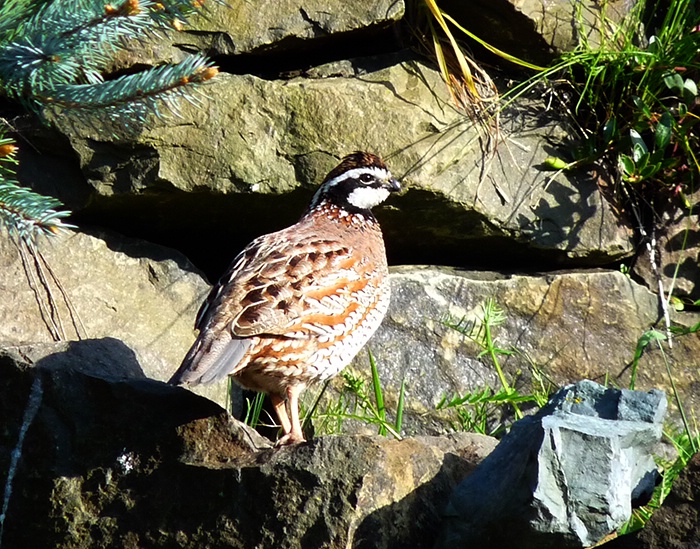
[308,151,401,214]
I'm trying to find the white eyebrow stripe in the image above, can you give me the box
[324,166,390,187]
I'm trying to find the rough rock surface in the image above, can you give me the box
[3,2,699,547]
[632,189,700,303]
[0,229,226,404]
[334,266,700,435]
[0,349,496,548]
[437,380,667,549]
[116,0,405,65]
[21,54,633,274]
[3,226,697,427]
[606,452,700,549]
[183,0,405,56]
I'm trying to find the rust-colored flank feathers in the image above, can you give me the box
[169,152,400,445]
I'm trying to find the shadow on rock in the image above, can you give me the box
[0,340,495,548]
[0,339,268,548]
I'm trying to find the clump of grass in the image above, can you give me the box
[619,424,700,534]
[439,298,554,435]
[307,350,405,440]
[242,390,266,428]
[412,0,545,110]
[436,387,536,436]
[241,349,406,440]
[509,0,699,184]
[618,318,700,534]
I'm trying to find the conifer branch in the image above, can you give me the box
[0,133,73,241]
[0,0,43,43]
[42,55,218,123]
[0,0,218,244]
[0,0,219,117]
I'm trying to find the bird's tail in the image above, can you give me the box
[168,333,252,386]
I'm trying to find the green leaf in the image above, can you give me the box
[630,129,648,161]
[603,117,617,144]
[632,96,652,119]
[620,154,635,175]
[544,156,570,170]
[629,330,667,389]
[368,349,386,435]
[655,112,674,150]
[639,163,660,179]
[682,78,698,104]
[680,190,691,209]
[649,147,666,165]
[646,34,660,54]
[635,150,649,171]
[663,71,684,93]
[395,379,406,433]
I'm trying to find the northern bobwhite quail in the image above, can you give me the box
[169,151,400,445]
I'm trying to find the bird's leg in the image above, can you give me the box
[271,393,292,436]
[274,384,306,446]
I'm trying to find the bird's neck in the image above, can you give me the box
[303,199,378,227]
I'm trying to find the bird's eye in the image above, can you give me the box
[359,173,374,184]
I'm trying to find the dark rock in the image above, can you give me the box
[0,343,268,547]
[0,345,495,548]
[441,0,634,65]
[437,380,666,549]
[8,338,146,380]
[605,453,700,549]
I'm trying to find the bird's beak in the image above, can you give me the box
[386,178,401,192]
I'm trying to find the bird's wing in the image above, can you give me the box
[169,228,359,385]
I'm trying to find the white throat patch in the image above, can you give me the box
[345,186,391,210]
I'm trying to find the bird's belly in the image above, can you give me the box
[233,283,390,392]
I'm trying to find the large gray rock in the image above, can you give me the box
[184,0,405,56]
[22,53,632,271]
[115,0,624,71]
[3,229,698,432]
[0,349,496,548]
[437,380,667,549]
[116,0,405,64]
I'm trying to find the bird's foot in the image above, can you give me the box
[274,432,306,447]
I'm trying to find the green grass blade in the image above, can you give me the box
[629,330,666,389]
[243,392,265,428]
[423,0,478,97]
[395,379,406,433]
[369,349,387,436]
[440,11,547,71]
